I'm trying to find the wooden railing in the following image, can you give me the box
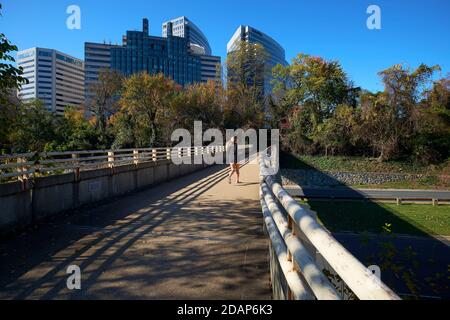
[259,149,401,300]
[0,146,225,182]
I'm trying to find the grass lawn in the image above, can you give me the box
[304,200,450,237]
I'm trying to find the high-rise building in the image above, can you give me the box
[163,16,221,84]
[84,17,222,103]
[162,16,212,55]
[111,19,201,85]
[17,47,84,115]
[198,55,221,83]
[84,42,120,105]
[227,25,288,96]
[85,18,206,98]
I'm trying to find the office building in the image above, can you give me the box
[163,16,221,83]
[17,47,84,115]
[84,42,121,105]
[162,16,212,55]
[85,18,205,94]
[198,55,221,83]
[84,17,221,100]
[111,19,201,85]
[227,25,288,96]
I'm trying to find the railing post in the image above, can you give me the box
[133,149,140,165]
[108,151,115,171]
[17,157,29,189]
[152,149,157,162]
[166,148,171,161]
[72,153,80,181]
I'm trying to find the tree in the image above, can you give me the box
[113,73,179,148]
[226,41,268,99]
[225,41,268,129]
[53,107,102,151]
[87,69,123,145]
[224,82,266,130]
[269,63,293,128]
[271,54,358,154]
[358,91,400,161]
[314,104,359,156]
[413,76,450,164]
[0,3,29,153]
[273,54,356,117]
[7,100,59,153]
[0,4,28,104]
[369,63,440,161]
[169,80,224,132]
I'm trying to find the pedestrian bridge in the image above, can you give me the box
[0,147,399,300]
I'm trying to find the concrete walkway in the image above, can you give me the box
[0,163,271,300]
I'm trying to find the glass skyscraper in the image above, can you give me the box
[110,19,201,86]
[162,16,212,56]
[85,18,220,103]
[162,16,221,84]
[227,25,288,96]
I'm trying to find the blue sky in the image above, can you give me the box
[1,0,449,92]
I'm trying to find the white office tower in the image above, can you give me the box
[17,47,85,115]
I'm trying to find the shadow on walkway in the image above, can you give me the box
[0,163,270,300]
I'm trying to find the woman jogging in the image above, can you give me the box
[226,136,240,184]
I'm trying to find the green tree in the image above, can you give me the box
[315,104,359,156]
[272,54,358,154]
[113,73,179,148]
[53,107,102,151]
[169,80,224,132]
[273,54,356,117]
[0,4,28,103]
[0,3,29,153]
[269,63,293,129]
[7,100,59,153]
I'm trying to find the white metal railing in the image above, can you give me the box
[0,146,225,182]
[259,149,401,300]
